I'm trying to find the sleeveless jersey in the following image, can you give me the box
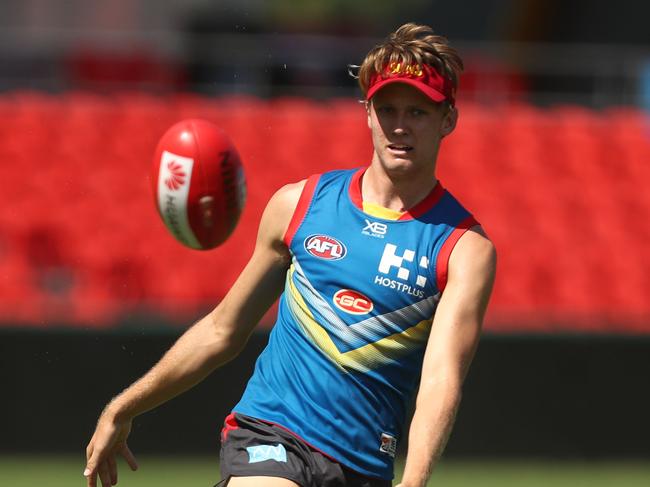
[233,168,477,479]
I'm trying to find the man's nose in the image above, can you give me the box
[392,113,409,135]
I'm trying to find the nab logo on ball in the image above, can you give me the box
[304,235,346,260]
[333,289,374,315]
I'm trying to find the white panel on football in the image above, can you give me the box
[236,165,247,211]
[157,150,202,249]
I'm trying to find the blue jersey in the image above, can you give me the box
[234,168,477,479]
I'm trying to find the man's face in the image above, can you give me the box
[367,83,456,175]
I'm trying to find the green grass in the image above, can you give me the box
[0,456,649,486]
[422,460,650,487]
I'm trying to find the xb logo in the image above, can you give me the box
[362,219,388,238]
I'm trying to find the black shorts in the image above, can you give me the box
[216,413,391,487]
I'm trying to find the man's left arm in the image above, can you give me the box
[398,227,497,487]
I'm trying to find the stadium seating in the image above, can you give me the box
[0,92,648,332]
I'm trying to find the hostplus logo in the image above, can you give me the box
[374,243,429,298]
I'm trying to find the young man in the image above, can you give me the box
[85,23,496,487]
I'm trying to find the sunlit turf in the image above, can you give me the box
[0,455,648,486]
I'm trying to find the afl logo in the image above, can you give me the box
[333,289,374,315]
[304,234,347,260]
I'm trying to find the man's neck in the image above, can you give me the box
[361,162,438,212]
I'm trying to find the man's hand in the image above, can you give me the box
[81,182,303,486]
[399,226,496,487]
[84,411,138,487]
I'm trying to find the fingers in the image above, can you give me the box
[107,455,118,485]
[84,467,97,487]
[85,446,105,485]
[85,421,136,486]
[85,441,98,487]
[121,444,139,471]
[98,461,112,487]
[85,439,115,487]
[86,453,125,487]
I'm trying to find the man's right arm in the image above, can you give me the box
[84,181,305,487]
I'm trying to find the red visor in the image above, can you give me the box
[366,62,455,106]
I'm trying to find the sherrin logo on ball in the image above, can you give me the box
[304,234,347,260]
[152,119,246,250]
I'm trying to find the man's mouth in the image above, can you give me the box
[388,144,413,152]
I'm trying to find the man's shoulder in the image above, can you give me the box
[275,179,307,203]
[439,186,473,217]
[414,183,477,229]
[277,167,359,199]
[449,226,497,280]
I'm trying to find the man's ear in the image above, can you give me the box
[440,106,458,137]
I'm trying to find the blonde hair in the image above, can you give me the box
[356,23,463,99]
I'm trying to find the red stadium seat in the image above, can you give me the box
[2,92,649,333]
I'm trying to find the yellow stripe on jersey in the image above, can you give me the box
[362,201,405,221]
[286,265,432,373]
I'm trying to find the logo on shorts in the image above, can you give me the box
[246,444,288,464]
[379,433,397,458]
[304,234,347,260]
[333,289,374,315]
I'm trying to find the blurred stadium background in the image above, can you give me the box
[1,0,649,485]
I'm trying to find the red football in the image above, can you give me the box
[152,119,246,250]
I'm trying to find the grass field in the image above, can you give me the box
[1,456,649,486]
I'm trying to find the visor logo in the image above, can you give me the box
[388,61,423,77]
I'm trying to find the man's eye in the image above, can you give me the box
[411,109,427,116]
[377,106,394,114]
